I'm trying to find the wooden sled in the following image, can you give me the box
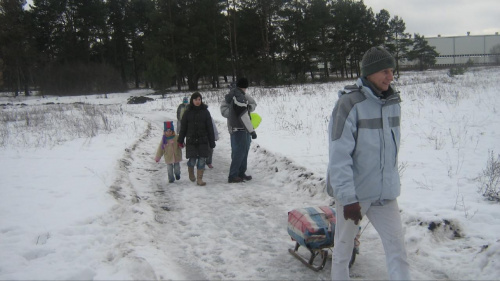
[288,242,330,271]
[288,241,357,272]
[287,206,359,271]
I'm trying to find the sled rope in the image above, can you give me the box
[359,220,371,237]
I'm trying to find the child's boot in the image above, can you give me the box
[188,166,195,182]
[196,169,206,186]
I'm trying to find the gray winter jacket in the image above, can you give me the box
[326,78,401,206]
[220,87,257,133]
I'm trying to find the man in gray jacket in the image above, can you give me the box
[327,46,410,280]
[220,77,257,183]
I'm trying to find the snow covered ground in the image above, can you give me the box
[1,67,499,280]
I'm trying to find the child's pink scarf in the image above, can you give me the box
[161,135,175,150]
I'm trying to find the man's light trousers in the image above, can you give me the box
[331,200,411,280]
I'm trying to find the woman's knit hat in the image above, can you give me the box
[361,46,396,77]
[182,97,188,104]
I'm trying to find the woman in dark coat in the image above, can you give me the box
[178,92,216,186]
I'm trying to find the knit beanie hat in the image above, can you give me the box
[236,77,249,89]
[164,121,174,132]
[361,46,396,77]
[183,97,188,104]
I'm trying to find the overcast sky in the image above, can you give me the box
[363,0,500,37]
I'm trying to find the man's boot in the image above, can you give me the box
[188,166,195,182]
[197,169,206,186]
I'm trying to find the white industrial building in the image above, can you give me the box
[315,33,500,72]
[412,33,500,66]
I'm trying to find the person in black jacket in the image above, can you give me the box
[177,92,216,186]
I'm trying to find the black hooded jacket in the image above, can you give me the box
[178,104,216,159]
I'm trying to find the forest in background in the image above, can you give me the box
[0,0,439,96]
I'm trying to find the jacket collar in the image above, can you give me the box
[356,78,401,104]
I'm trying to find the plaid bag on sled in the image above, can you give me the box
[287,206,337,249]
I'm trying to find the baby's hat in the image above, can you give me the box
[164,121,174,132]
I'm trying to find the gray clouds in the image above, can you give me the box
[364,0,500,37]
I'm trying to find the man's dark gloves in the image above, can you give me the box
[251,131,257,139]
[343,202,362,225]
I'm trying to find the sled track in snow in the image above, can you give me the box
[109,118,209,279]
[110,120,174,223]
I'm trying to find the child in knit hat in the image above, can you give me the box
[155,121,183,183]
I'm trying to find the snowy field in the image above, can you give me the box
[1,67,499,280]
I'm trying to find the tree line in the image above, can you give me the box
[0,0,439,96]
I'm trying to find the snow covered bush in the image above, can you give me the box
[477,150,500,202]
[0,103,130,148]
[448,66,467,77]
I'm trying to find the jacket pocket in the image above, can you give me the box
[187,136,208,145]
[186,136,198,145]
[199,136,208,144]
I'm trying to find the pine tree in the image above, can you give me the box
[407,33,439,71]
[0,0,35,95]
[386,16,412,77]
